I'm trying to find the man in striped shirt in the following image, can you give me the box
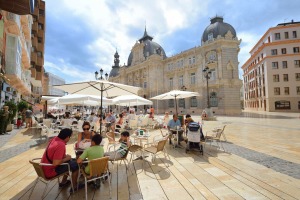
[104,131,131,160]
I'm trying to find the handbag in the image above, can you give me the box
[78,140,91,149]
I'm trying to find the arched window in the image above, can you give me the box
[210,92,218,107]
[168,99,174,108]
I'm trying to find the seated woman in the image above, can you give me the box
[76,122,95,157]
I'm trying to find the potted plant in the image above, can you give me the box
[4,101,17,131]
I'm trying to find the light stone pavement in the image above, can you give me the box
[1,111,299,180]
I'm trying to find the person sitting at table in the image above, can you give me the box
[77,122,95,148]
[167,114,184,145]
[105,110,116,132]
[163,112,170,128]
[61,113,73,128]
[41,128,83,193]
[104,131,131,160]
[77,134,104,176]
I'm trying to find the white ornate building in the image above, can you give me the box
[109,16,242,115]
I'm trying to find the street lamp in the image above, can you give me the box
[95,68,109,133]
[203,66,212,108]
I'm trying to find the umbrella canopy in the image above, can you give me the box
[112,95,153,106]
[53,80,141,133]
[151,90,200,114]
[47,94,112,105]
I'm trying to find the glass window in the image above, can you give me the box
[274,87,280,95]
[179,75,183,87]
[190,97,197,107]
[271,49,277,55]
[169,78,173,89]
[272,62,278,69]
[189,58,192,64]
[275,101,290,109]
[294,47,300,53]
[282,61,288,68]
[284,32,289,39]
[273,74,279,82]
[168,99,174,108]
[284,87,289,95]
[190,73,196,84]
[275,33,281,40]
[296,73,300,81]
[283,74,288,82]
[192,56,195,63]
[297,87,300,95]
[179,99,185,108]
[210,92,218,107]
[293,31,297,38]
[281,48,286,54]
[295,60,300,68]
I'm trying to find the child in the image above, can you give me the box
[104,131,131,160]
[77,134,104,175]
[17,112,22,129]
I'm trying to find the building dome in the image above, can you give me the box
[202,16,236,43]
[127,28,167,67]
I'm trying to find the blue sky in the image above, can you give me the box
[44,0,300,83]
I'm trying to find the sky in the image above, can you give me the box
[44,0,300,83]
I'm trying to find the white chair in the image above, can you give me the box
[129,119,138,129]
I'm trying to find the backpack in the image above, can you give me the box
[188,122,200,132]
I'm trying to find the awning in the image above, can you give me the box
[31,78,42,87]
[0,0,34,15]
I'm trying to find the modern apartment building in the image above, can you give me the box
[44,72,65,96]
[242,20,300,112]
[109,17,242,115]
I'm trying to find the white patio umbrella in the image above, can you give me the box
[53,80,141,133]
[47,94,112,106]
[112,95,153,106]
[151,90,200,115]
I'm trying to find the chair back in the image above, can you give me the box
[215,126,226,139]
[129,119,138,129]
[106,132,116,144]
[129,144,143,153]
[156,138,167,152]
[29,159,47,180]
[89,157,109,177]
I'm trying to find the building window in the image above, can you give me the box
[274,87,280,95]
[179,75,183,87]
[189,58,192,64]
[273,74,279,82]
[294,47,300,53]
[297,87,300,95]
[179,99,185,108]
[271,49,277,55]
[192,56,195,64]
[298,101,300,109]
[210,92,218,107]
[295,60,300,68]
[293,31,297,38]
[284,32,289,39]
[168,99,174,108]
[181,60,183,66]
[143,82,147,88]
[169,78,173,89]
[275,101,290,110]
[296,73,300,81]
[282,61,288,68]
[283,74,289,82]
[190,73,196,84]
[272,62,278,69]
[208,33,213,41]
[190,97,197,107]
[275,33,281,40]
[284,87,289,95]
[281,48,286,54]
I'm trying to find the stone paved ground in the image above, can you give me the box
[1,111,299,180]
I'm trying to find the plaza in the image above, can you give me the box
[0,111,299,200]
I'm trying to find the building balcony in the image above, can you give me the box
[37,30,44,38]
[32,21,38,33]
[38,15,45,24]
[5,12,21,35]
[37,43,44,53]
[33,8,39,18]
[30,67,36,78]
[36,71,42,81]
[31,52,37,64]
[32,37,38,48]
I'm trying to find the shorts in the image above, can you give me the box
[55,159,79,175]
[25,118,32,123]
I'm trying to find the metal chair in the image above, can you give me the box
[205,125,226,151]
[29,158,74,198]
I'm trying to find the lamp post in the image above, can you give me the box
[95,68,108,134]
[203,66,212,109]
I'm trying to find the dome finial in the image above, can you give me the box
[144,21,148,37]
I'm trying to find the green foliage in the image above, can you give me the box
[4,101,17,123]
[17,101,28,112]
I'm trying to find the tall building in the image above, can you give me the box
[109,17,242,115]
[44,72,65,96]
[242,20,300,112]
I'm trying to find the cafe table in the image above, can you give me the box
[170,127,184,148]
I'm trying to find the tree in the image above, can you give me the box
[17,101,28,112]
[4,101,17,124]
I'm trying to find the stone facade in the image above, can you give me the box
[109,17,242,115]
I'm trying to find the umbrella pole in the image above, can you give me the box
[175,96,178,115]
[100,83,103,134]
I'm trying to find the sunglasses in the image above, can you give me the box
[83,128,90,131]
